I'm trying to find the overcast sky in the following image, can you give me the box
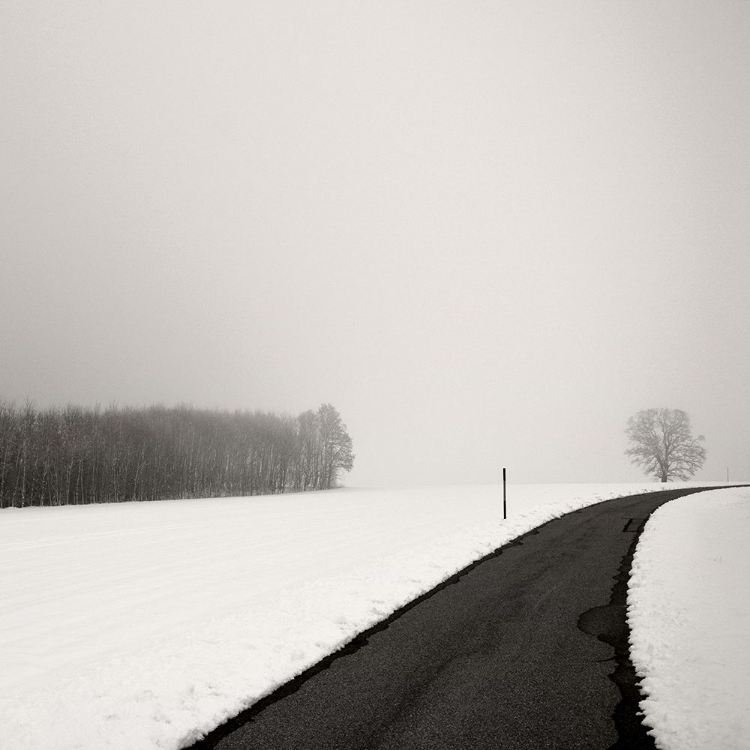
[1,1,748,486]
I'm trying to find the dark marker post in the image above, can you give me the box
[503,467,507,520]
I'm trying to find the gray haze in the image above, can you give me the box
[1,1,748,486]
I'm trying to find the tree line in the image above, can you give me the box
[0,401,354,508]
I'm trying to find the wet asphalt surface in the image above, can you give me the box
[192,487,716,750]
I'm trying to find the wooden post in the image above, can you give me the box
[503,467,507,520]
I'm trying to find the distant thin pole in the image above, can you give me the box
[503,467,507,520]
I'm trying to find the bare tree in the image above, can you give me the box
[625,408,706,482]
[317,404,355,489]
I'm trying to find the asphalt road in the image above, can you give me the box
[193,487,715,750]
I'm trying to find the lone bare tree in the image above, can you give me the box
[625,408,706,482]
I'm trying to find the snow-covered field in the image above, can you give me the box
[628,486,750,750]
[0,481,742,749]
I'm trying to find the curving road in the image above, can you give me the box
[192,487,716,750]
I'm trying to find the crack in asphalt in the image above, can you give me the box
[578,522,657,749]
[576,486,747,749]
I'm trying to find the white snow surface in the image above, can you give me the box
[0,481,732,749]
[628,487,750,750]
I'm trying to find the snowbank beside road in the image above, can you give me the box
[628,487,750,750]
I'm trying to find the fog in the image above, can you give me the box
[2,1,748,486]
